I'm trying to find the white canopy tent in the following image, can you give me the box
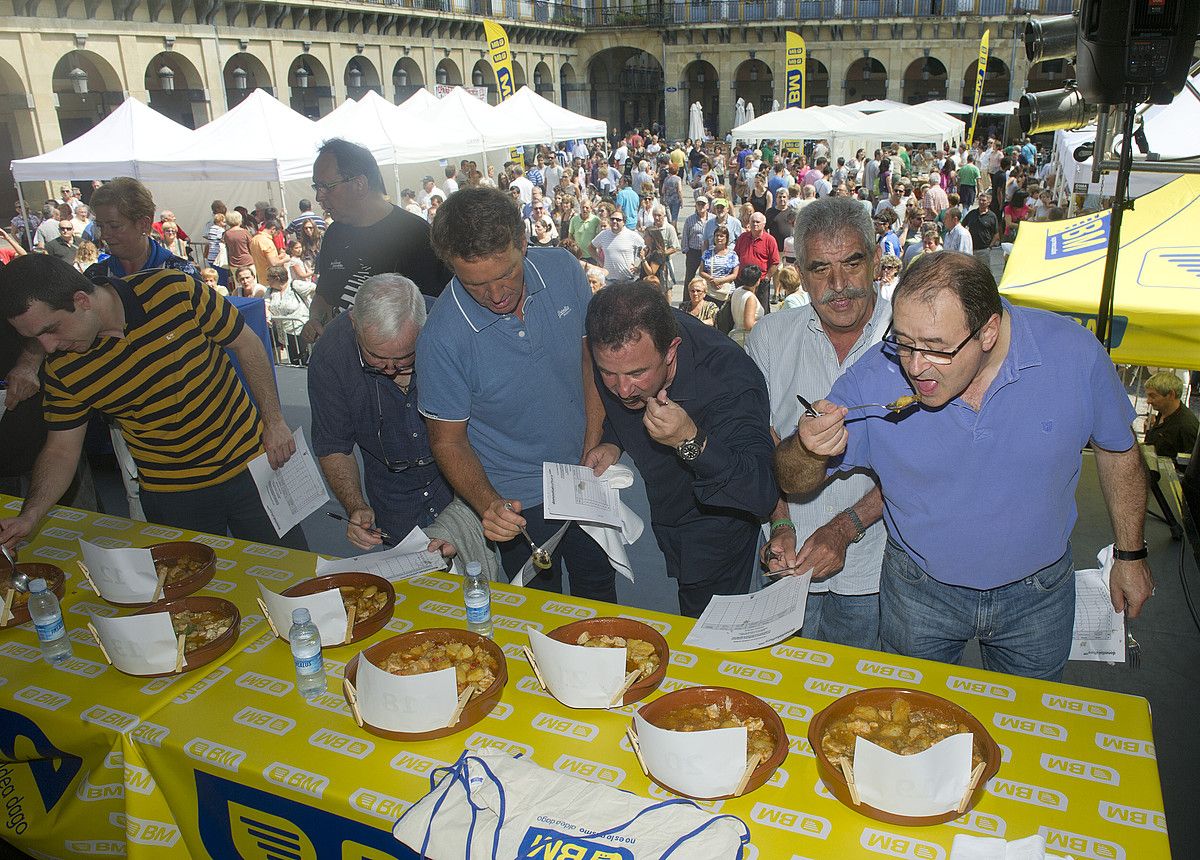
[490,86,606,142]
[1118,70,1200,160]
[731,105,856,140]
[397,86,541,163]
[11,98,194,182]
[844,105,965,148]
[918,98,975,114]
[394,87,440,116]
[977,100,1018,116]
[844,98,907,112]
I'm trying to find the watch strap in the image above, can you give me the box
[842,507,867,544]
[1112,543,1148,561]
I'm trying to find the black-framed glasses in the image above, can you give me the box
[368,375,435,473]
[311,176,356,193]
[881,321,986,366]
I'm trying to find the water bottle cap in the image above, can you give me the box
[292,608,311,624]
[466,561,482,575]
[29,578,48,593]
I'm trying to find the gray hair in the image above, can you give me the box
[650,203,666,217]
[793,197,874,271]
[1145,371,1184,399]
[350,274,426,339]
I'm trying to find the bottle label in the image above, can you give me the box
[465,603,491,624]
[35,617,65,642]
[294,654,324,674]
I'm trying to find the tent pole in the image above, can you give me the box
[15,182,32,252]
[393,162,401,202]
[1094,102,1138,351]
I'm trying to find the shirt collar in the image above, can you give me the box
[99,275,149,329]
[665,314,698,403]
[450,254,546,334]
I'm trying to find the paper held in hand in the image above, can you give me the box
[543,462,623,528]
[1070,544,1125,663]
[632,711,748,798]
[78,539,159,603]
[247,427,330,538]
[527,629,630,709]
[257,582,348,644]
[316,526,444,582]
[684,574,810,652]
[355,658,461,732]
[90,612,179,675]
[852,732,975,817]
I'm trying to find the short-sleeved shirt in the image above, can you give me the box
[962,208,1000,249]
[42,270,262,491]
[957,164,980,188]
[85,238,198,280]
[417,247,591,504]
[828,300,1136,589]
[315,205,449,310]
[734,231,780,281]
[1145,406,1199,461]
[592,228,645,284]
[307,311,452,536]
[747,297,891,595]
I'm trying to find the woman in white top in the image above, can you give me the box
[265,264,312,366]
[728,264,764,347]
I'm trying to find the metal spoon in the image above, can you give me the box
[1,545,28,593]
[504,503,552,570]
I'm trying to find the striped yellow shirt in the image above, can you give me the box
[42,269,264,492]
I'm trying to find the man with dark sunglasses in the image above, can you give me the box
[308,273,451,550]
[775,251,1152,681]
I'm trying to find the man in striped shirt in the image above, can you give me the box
[0,256,306,550]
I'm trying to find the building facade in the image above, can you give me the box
[1,0,1073,208]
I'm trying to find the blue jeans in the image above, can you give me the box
[497,504,616,603]
[802,590,881,651]
[880,539,1075,681]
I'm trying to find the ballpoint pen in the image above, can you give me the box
[325,512,397,547]
[796,394,821,418]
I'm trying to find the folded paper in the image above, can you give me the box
[79,539,158,603]
[853,732,974,817]
[632,711,747,798]
[258,582,348,644]
[356,656,459,732]
[91,612,178,674]
[527,629,628,709]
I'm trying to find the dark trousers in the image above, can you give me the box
[684,248,704,287]
[497,503,617,603]
[959,184,976,209]
[652,516,760,618]
[140,468,309,550]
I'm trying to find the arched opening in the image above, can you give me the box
[845,56,888,103]
[435,57,462,91]
[511,59,527,92]
[53,50,123,143]
[145,51,207,129]
[223,53,273,110]
[962,57,1010,106]
[588,48,664,138]
[289,55,332,119]
[560,61,579,112]
[807,59,831,107]
[393,57,424,104]
[1025,59,1074,94]
[735,58,774,118]
[902,55,948,105]
[682,60,718,137]
[345,56,381,101]
[0,56,41,217]
[534,61,554,101]
[471,59,498,105]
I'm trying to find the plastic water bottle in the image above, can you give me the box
[28,578,72,665]
[463,562,493,638]
[289,608,326,699]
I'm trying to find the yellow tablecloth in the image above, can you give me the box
[0,498,1170,858]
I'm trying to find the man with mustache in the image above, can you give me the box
[775,251,1151,680]
[582,282,777,617]
[747,197,889,649]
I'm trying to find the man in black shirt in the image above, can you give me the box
[44,219,78,266]
[304,139,449,341]
[962,193,1001,254]
[1145,371,1199,461]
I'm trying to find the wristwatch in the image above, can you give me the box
[1112,542,1148,561]
[841,507,867,544]
[676,428,707,462]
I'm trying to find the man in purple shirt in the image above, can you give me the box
[774,251,1152,680]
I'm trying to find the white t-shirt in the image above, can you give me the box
[592,227,645,283]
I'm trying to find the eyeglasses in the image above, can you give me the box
[311,176,357,193]
[881,321,986,365]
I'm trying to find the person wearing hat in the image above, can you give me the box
[702,198,742,251]
[417,175,444,213]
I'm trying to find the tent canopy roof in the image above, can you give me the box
[493,87,606,141]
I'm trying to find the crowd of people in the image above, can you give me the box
[0,125,1191,684]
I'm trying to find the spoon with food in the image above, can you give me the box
[797,393,920,417]
[1,545,28,593]
[503,503,553,570]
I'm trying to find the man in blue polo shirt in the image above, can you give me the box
[775,251,1153,680]
[418,186,616,601]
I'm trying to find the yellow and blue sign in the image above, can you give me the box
[967,29,990,144]
[785,31,806,109]
[1002,175,1200,368]
[484,19,523,168]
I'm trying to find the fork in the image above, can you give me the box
[1125,612,1142,669]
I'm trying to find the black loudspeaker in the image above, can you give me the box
[1076,0,1200,105]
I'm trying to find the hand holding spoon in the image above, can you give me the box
[503,503,553,570]
[797,393,919,417]
[1,545,28,593]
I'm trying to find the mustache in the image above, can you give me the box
[819,287,872,305]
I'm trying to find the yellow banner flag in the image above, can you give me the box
[967,29,990,145]
[785,31,806,109]
[484,19,522,167]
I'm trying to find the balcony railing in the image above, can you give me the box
[352,0,1071,26]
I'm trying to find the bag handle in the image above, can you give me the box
[409,752,508,860]
[587,798,751,858]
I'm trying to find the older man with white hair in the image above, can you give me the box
[307,273,452,549]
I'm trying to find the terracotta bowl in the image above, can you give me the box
[807,686,1002,826]
[281,572,395,647]
[1,563,66,628]
[546,616,670,707]
[344,628,508,741]
[130,595,240,677]
[635,685,788,800]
